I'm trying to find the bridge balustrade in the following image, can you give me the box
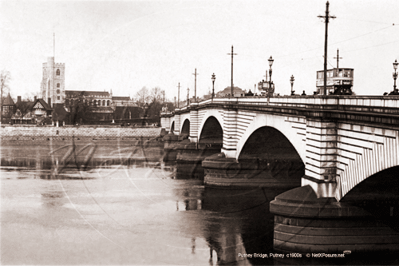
[167,96,399,117]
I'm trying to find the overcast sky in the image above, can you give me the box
[1,0,398,100]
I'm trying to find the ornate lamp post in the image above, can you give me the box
[141,103,149,126]
[268,56,274,103]
[290,75,295,95]
[211,73,216,101]
[393,59,398,94]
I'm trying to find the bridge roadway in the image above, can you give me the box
[161,95,399,254]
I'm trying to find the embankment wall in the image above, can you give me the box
[1,125,162,141]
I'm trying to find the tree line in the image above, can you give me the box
[135,86,174,120]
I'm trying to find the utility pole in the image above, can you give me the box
[177,83,180,108]
[318,1,335,95]
[192,68,198,102]
[334,49,342,69]
[52,32,55,107]
[227,46,237,97]
[0,78,3,124]
[53,33,55,58]
[187,87,190,106]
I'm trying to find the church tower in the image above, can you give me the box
[40,57,65,107]
[40,34,65,107]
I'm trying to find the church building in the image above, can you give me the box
[37,54,138,125]
[40,56,65,107]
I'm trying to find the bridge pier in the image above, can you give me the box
[221,108,238,158]
[270,185,399,254]
[175,143,222,179]
[301,119,339,198]
[202,153,303,188]
[160,115,171,133]
[162,132,179,162]
[189,103,199,143]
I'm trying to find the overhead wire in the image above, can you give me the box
[329,25,396,46]
[275,24,397,60]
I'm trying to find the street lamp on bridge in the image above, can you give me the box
[393,59,398,94]
[268,56,274,103]
[211,73,216,101]
[290,75,295,96]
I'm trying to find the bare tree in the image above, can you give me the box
[1,70,11,98]
[136,87,150,106]
[23,91,39,101]
[1,70,11,123]
[150,87,165,103]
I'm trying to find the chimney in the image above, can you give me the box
[48,97,52,107]
[34,96,37,101]
[17,96,21,104]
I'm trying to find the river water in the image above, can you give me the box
[1,140,397,265]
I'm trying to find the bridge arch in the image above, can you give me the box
[238,125,305,183]
[181,119,190,135]
[337,137,399,201]
[236,114,306,163]
[170,121,175,133]
[340,165,399,229]
[238,126,301,160]
[197,109,224,141]
[199,116,223,144]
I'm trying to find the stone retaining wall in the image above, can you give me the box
[0,126,162,140]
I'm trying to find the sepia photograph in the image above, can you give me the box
[1,0,398,265]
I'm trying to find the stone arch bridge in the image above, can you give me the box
[161,96,399,201]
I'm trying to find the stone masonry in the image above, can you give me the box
[0,126,162,141]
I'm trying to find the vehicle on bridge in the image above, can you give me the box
[258,80,275,97]
[316,68,354,95]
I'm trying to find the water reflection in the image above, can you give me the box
[41,184,66,208]
[1,139,165,179]
[175,187,203,211]
[1,141,277,265]
[172,181,282,265]
[3,141,398,265]
[201,187,281,266]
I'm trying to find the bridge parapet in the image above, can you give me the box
[162,96,399,116]
[162,96,399,130]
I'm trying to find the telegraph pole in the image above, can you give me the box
[53,33,55,58]
[318,1,335,95]
[0,78,3,124]
[227,46,237,97]
[187,87,190,106]
[192,68,198,102]
[177,83,180,108]
[334,49,342,69]
[52,32,55,107]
